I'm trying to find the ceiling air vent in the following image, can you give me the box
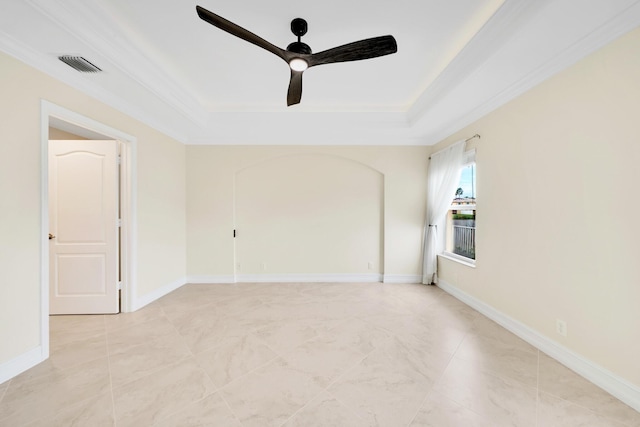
[58,55,102,73]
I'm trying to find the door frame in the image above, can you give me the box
[40,100,137,357]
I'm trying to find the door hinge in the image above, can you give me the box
[116,219,122,228]
[117,281,122,290]
[117,155,122,165]
[233,229,236,238]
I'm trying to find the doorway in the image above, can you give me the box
[40,101,137,356]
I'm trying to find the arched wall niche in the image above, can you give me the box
[233,152,384,277]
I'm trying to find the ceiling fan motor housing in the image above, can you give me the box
[287,41,311,54]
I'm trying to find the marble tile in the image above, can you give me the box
[48,333,108,371]
[327,360,433,426]
[24,391,114,427]
[369,333,453,385]
[326,336,450,427]
[282,392,372,427]
[537,392,630,427]
[420,302,480,332]
[409,393,492,427]
[49,315,106,351]
[106,316,178,355]
[49,314,105,336]
[0,380,9,404]
[163,300,222,328]
[103,303,165,331]
[220,357,324,427]
[171,308,250,354]
[434,356,537,427]
[470,316,537,354]
[233,283,300,306]
[213,294,265,317]
[112,357,216,427]
[108,330,192,388]
[454,333,539,387]
[298,282,366,299]
[0,358,110,426]
[194,333,278,387]
[158,287,218,319]
[538,353,640,426]
[362,313,467,355]
[3,359,60,386]
[326,317,392,355]
[283,330,372,388]
[253,318,327,354]
[5,283,639,427]
[382,282,443,305]
[154,392,242,427]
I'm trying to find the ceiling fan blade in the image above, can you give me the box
[308,35,397,67]
[196,6,288,62]
[287,70,303,106]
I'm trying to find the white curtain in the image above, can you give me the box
[422,140,466,284]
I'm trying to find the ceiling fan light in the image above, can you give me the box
[289,58,308,71]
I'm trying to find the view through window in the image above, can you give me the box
[446,159,476,260]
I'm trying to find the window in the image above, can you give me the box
[445,151,476,262]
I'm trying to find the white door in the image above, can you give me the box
[49,140,119,314]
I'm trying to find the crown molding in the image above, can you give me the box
[418,0,640,145]
[3,0,640,147]
[25,0,208,127]
[407,0,551,125]
[0,30,189,143]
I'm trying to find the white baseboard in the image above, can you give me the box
[131,277,187,311]
[383,274,422,284]
[186,275,236,284]
[437,279,640,413]
[0,346,45,385]
[235,273,383,283]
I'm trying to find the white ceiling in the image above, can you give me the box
[2,0,640,145]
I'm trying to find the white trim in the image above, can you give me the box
[41,101,138,322]
[0,346,45,385]
[235,274,383,283]
[186,275,236,284]
[382,274,422,284]
[422,1,640,146]
[408,0,551,124]
[130,277,187,311]
[0,30,188,144]
[439,252,476,268]
[437,279,640,413]
[39,102,50,361]
[25,0,207,128]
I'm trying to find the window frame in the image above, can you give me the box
[443,149,476,266]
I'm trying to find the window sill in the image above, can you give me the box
[439,252,476,268]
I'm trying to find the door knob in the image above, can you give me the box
[49,233,56,240]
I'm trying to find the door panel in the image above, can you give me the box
[49,140,119,314]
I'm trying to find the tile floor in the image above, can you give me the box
[0,282,638,426]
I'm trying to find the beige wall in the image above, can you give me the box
[434,28,640,386]
[47,127,88,140]
[235,154,383,274]
[0,52,186,366]
[186,146,429,278]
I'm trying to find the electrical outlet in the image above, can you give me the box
[262,262,267,271]
[236,262,241,271]
[556,319,567,337]
[368,261,374,270]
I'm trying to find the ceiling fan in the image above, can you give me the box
[196,5,397,106]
